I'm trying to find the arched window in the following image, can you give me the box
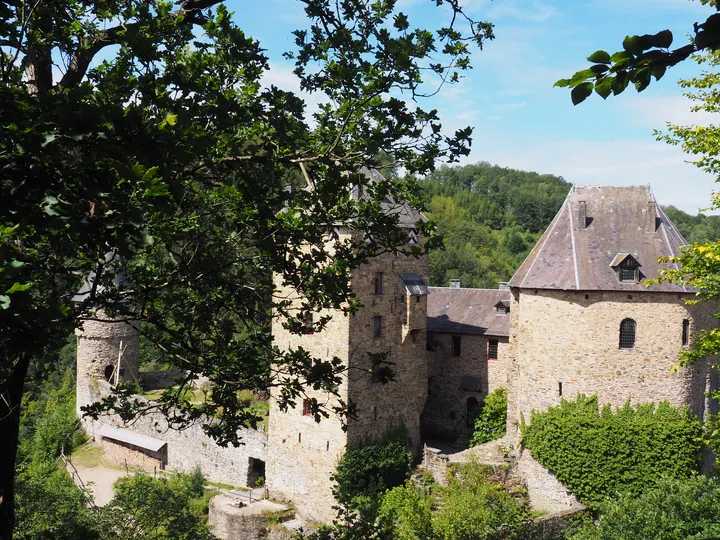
[619,319,636,349]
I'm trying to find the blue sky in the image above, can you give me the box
[226,0,717,213]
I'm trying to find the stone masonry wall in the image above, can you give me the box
[346,250,429,453]
[78,380,268,487]
[424,333,509,439]
[100,438,166,472]
[76,314,141,403]
[508,289,719,430]
[266,230,353,523]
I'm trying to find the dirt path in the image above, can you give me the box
[68,463,129,506]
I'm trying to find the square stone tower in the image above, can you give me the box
[267,172,428,523]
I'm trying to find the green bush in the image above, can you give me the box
[470,387,507,446]
[521,395,703,509]
[569,476,720,540]
[432,461,528,540]
[333,439,412,509]
[377,483,434,540]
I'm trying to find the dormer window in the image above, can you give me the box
[408,228,419,245]
[494,300,510,315]
[610,253,642,284]
[619,266,637,282]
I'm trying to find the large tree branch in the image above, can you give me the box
[59,0,223,90]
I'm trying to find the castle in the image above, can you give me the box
[75,181,718,524]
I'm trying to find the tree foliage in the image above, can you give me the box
[569,476,720,540]
[469,387,507,447]
[521,395,704,510]
[0,0,494,531]
[556,1,720,104]
[420,162,570,288]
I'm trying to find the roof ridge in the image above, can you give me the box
[428,287,510,292]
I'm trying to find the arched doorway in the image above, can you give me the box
[104,365,114,381]
[466,397,479,428]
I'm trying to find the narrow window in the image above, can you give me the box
[452,335,461,357]
[326,441,329,451]
[302,398,312,417]
[372,405,377,421]
[682,319,690,346]
[373,315,382,338]
[374,272,383,295]
[558,382,563,397]
[426,332,435,352]
[298,433,302,444]
[619,318,636,349]
[303,312,313,333]
[488,339,499,360]
[416,295,421,303]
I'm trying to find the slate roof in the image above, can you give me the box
[356,167,427,228]
[398,272,429,295]
[72,251,130,304]
[509,185,689,292]
[427,287,511,336]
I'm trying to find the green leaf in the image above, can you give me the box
[9,260,24,269]
[571,82,593,105]
[651,64,667,81]
[648,29,673,49]
[587,50,611,64]
[0,295,9,309]
[634,68,652,92]
[554,78,571,88]
[595,77,613,99]
[569,69,595,87]
[6,282,32,294]
[622,35,649,56]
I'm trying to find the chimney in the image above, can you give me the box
[648,201,657,232]
[498,282,510,290]
[449,280,461,289]
[577,201,587,229]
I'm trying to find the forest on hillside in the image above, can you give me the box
[422,162,720,289]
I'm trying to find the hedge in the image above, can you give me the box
[521,395,704,509]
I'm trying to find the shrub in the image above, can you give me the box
[432,461,529,540]
[521,395,704,509]
[333,439,412,509]
[377,484,434,540]
[470,387,507,446]
[569,476,720,540]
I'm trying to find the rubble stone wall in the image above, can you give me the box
[508,288,719,429]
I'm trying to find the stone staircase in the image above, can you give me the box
[451,427,473,451]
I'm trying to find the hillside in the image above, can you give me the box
[421,163,720,289]
[421,162,571,288]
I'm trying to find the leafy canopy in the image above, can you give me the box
[556,1,720,104]
[0,0,493,531]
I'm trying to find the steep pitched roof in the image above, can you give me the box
[427,287,511,336]
[356,167,427,228]
[509,185,689,292]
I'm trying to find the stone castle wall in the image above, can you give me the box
[75,314,141,396]
[100,438,166,472]
[424,332,510,439]
[78,380,268,488]
[508,288,719,432]
[267,231,429,522]
[346,251,429,451]
[266,233,353,523]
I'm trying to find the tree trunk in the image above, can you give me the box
[0,354,30,540]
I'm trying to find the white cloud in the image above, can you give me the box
[461,137,718,213]
[613,93,717,130]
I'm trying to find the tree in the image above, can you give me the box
[0,0,494,534]
[555,1,720,104]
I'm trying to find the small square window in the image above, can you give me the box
[373,315,382,338]
[374,272,383,295]
[620,267,636,282]
[452,335,461,357]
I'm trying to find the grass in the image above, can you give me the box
[70,442,118,469]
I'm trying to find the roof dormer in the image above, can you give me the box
[494,300,510,315]
[610,253,642,283]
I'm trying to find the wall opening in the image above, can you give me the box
[466,397,479,428]
[104,365,114,381]
[247,457,266,487]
